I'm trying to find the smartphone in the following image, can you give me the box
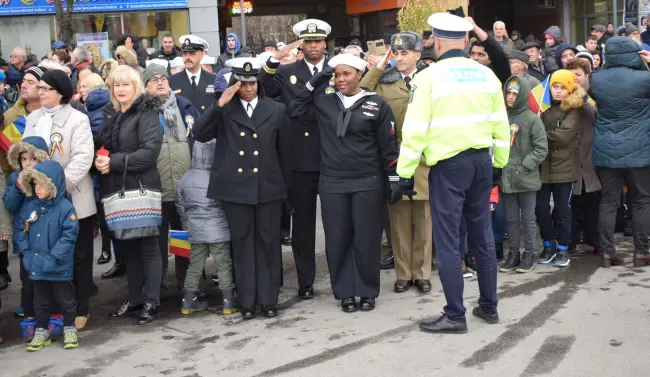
[366,40,386,56]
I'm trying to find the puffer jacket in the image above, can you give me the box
[16,161,79,281]
[23,104,97,219]
[359,63,430,201]
[85,88,111,137]
[3,136,50,252]
[590,37,650,168]
[540,86,587,184]
[156,93,197,201]
[501,76,548,194]
[97,94,163,198]
[543,26,563,74]
[175,140,230,244]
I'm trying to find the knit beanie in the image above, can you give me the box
[550,69,575,93]
[24,66,48,82]
[143,63,168,85]
[41,70,73,103]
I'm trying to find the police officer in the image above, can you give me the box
[193,57,291,319]
[170,35,217,113]
[394,13,510,334]
[289,54,399,313]
[260,19,331,300]
[360,32,433,294]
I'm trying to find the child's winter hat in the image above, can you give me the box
[7,136,50,171]
[550,69,575,94]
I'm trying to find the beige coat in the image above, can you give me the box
[23,104,97,219]
[360,65,430,200]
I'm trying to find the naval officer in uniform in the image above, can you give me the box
[394,13,510,334]
[193,57,291,319]
[170,35,217,113]
[260,19,331,300]
[289,54,399,313]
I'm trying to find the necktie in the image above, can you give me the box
[404,76,412,90]
[191,76,197,90]
[313,66,319,76]
[247,103,253,117]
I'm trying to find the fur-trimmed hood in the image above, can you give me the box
[560,86,587,112]
[18,161,66,203]
[115,45,139,68]
[379,61,429,84]
[7,136,49,171]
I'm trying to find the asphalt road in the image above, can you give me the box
[1,213,648,377]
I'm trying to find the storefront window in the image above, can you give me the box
[72,13,123,52]
[0,16,54,61]
[123,11,188,56]
[572,0,623,44]
[586,0,607,14]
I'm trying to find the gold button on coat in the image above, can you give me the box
[254,151,259,156]
[238,168,243,173]
[253,133,258,138]
[253,168,258,173]
[240,151,244,156]
[240,132,245,136]
[305,132,309,136]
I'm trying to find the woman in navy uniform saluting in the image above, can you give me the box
[193,57,291,319]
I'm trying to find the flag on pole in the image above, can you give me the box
[531,75,552,113]
[170,230,191,259]
[0,115,26,152]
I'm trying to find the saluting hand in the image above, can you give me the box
[273,40,303,61]
[376,47,393,71]
[218,81,241,107]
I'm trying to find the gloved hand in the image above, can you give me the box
[389,177,417,205]
[307,66,335,91]
[492,167,503,185]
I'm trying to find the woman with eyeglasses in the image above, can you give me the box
[22,69,97,330]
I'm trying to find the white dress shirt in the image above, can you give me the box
[186,68,202,87]
[241,97,259,117]
[305,58,325,75]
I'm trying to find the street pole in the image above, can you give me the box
[240,0,246,46]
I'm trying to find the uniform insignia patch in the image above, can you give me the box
[365,101,378,106]
[408,84,417,104]
[307,23,317,33]
[290,75,297,84]
[244,62,252,72]
[206,85,215,94]
[325,87,335,95]
[362,104,378,111]
[174,89,182,94]
[363,112,375,117]
[394,36,403,46]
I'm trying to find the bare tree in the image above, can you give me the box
[55,0,75,45]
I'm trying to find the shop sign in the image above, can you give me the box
[0,0,188,16]
[231,0,252,15]
[77,32,111,59]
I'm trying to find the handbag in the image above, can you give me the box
[101,154,162,240]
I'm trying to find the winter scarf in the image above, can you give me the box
[160,90,180,140]
[33,105,64,146]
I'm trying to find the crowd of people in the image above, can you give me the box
[0,9,648,350]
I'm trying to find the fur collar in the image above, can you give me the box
[560,86,587,112]
[123,94,162,115]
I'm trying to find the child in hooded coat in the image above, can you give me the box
[15,161,79,351]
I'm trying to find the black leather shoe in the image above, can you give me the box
[261,305,278,318]
[97,249,112,265]
[419,314,468,334]
[359,297,375,311]
[472,306,499,324]
[341,297,357,313]
[0,274,9,291]
[242,308,256,320]
[298,285,314,299]
[137,303,159,325]
[394,279,412,293]
[109,301,143,318]
[414,279,432,293]
[281,236,292,246]
[101,263,125,279]
[380,254,394,270]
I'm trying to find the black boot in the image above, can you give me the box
[380,251,394,270]
[495,243,504,262]
[500,252,520,272]
[101,251,125,279]
[97,248,111,265]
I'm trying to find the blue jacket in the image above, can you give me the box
[3,136,50,253]
[85,88,111,136]
[590,37,650,168]
[171,94,200,151]
[6,65,23,86]
[15,161,79,281]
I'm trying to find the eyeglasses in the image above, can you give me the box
[150,76,168,84]
[36,86,56,92]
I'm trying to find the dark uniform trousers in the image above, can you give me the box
[291,171,319,287]
[320,179,382,300]
[429,149,497,321]
[223,201,282,309]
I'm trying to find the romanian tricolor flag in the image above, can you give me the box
[169,230,190,259]
[531,75,552,114]
[0,115,26,152]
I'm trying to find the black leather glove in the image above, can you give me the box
[493,168,503,185]
[389,177,417,205]
[307,66,335,91]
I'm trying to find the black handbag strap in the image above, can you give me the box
[120,154,145,196]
